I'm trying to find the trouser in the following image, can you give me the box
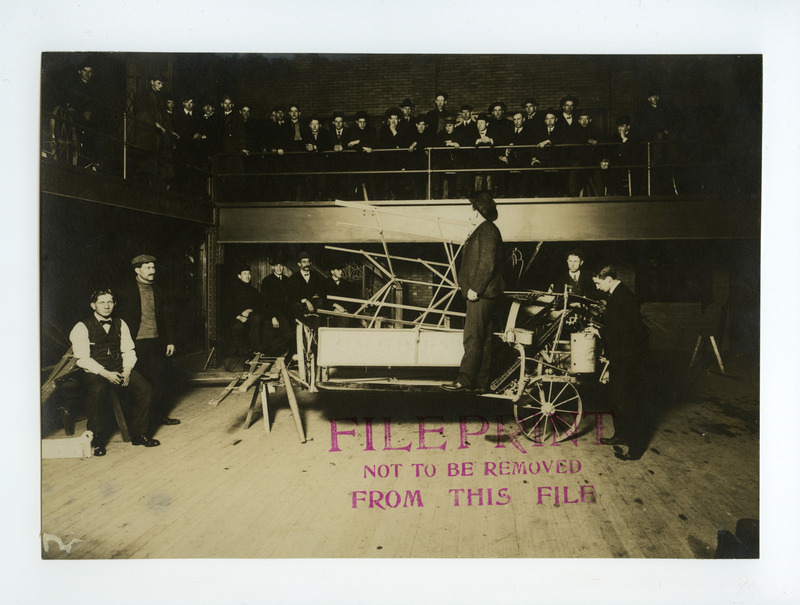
[231,311,273,354]
[81,369,152,441]
[134,338,171,419]
[609,357,646,450]
[457,297,498,389]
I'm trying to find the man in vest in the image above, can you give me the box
[68,288,160,457]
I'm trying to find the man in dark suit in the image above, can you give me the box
[549,248,598,299]
[455,104,478,145]
[590,264,649,460]
[398,98,416,139]
[424,91,453,136]
[287,250,327,322]
[522,97,542,126]
[443,193,504,393]
[346,111,377,199]
[69,288,160,456]
[260,255,294,350]
[376,107,407,199]
[530,110,566,196]
[501,110,535,197]
[116,254,180,427]
[227,265,270,355]
[301,116,334,200]
[328,111,351,199]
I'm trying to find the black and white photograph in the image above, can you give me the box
[5,1,800,603]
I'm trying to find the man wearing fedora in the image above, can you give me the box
[443,193,505,394]
[116,254,180,427]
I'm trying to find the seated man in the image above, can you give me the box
[228,265,270,355]
[322,261,359,327]
[549,248,598,299]
[68,288,160,456]
[287,250,327,322]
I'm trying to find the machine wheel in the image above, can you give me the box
[514,375,582,443]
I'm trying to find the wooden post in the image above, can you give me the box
[280,360,306,444]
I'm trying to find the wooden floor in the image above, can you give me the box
[40,353,759,559]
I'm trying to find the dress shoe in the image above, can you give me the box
[600,435,627,446]
[93,444,106,457]
[161,417,181,426]
[442,381,471,392]
[131,434,161,447]
[614,450,643,461]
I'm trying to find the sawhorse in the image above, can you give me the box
[689,334,726,374]
[242,357,306,443]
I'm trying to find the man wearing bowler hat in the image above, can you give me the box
[116,254,180,427]
[443,193,505,393]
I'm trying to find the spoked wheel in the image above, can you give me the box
[514,375,582,443]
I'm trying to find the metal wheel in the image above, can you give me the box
[514,375,582,443]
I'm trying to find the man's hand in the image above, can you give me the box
[272,317,280,329]
[333,303,346,313]
[121,369,132,387]
[100,369,124,386]
[166,344,175,357]
[467,288,479,302]
[303,299,315,312]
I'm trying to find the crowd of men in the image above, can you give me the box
[44,61,678,199]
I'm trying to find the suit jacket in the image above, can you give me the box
[551,270,598,299]
[260,273,291,319]
[227,279,264,322]
[302,128,334,152]
[116,279,175,344]
[507,125,535,166]
[455,120,479,146]
[487,117,514,147]
[459,220,504,299]
[220,111,247,153]
[329,126,351,150]
[287,270,327,313]
[602,282,646,360]
[346,125,376,150]
[425,108,453,135]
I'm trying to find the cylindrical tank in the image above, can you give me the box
[570,331,597,373]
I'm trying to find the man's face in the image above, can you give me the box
[166,99,175,111]
[241,107,250,120]
[333,117,344,130]
[477,118,487,131]
[512,113,524,128]
[356,118,367,130]
[492,106,503,120]
[310,120,321,133]
[461,109,472,121]
[91,294,115,318]
[135,262,156,283]
[151,79,164,92]
[183,99,194,112]
[276,109,285,121]
[524,102,536,117]
[272,263,284,276]
[238,271,252,284]
[648,95,659,107]
[444,123,455,134]
[331,268,343,280]
[387,114,399,128]
[289,106,300,121]
[78,67,93,83]
[578,115,590,127]
[617,123,630,136]
[592,276,613,293]
[544,113,557,127]
[416,121,426,133]
[566,255,583,273]
[203,104,214,116]
[434,95,446,110]
[299,258,312,272]
[402,106,413,117]
[221,98,234,112]
[562,100,574,115]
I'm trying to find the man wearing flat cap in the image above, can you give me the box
[116,254,180,427]
[443,193,505,393]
